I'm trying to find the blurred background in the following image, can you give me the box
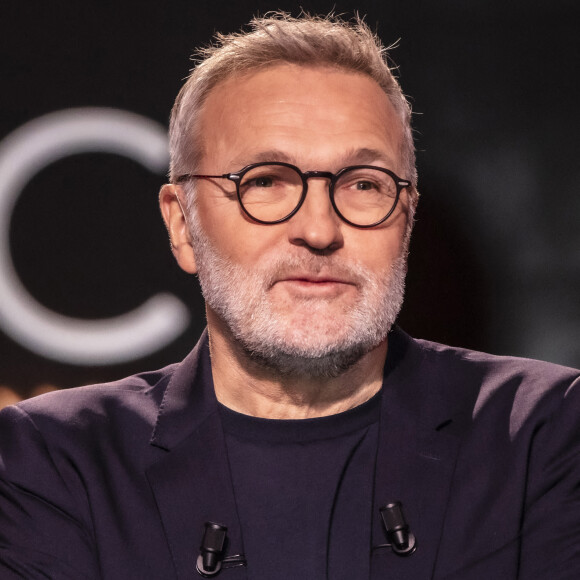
[1,0,579,406]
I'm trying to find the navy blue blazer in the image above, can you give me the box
[1,328,579,579]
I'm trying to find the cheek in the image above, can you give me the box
[224,235,272,265]
[195,194,248,259]
[204,211,284,265]
[351,225,408,271]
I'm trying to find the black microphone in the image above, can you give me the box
[196,521,228,577]
[380,501,417,556]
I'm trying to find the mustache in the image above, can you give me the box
[260,253,373,288]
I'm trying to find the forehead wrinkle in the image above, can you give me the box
[229,149,297,170]
[229,147,398,173]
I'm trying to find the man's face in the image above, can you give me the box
[180,64,412,377]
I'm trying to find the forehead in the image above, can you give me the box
[197,63,404,171]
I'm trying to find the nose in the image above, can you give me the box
[286,177,343,252]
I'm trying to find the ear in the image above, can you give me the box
[159,184,198,274]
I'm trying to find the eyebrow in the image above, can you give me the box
[230,147,396,171]
[339,147,395,168]
[230,150,296,168]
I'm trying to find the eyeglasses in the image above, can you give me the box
[175,161,411,228]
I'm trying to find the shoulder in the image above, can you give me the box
[413,334,579,384]
[0,363,179,447]
[0,363,191,502]
[392,328,580,435]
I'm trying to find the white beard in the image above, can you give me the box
[189,213,409,379]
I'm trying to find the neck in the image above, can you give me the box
[207,309,388,420]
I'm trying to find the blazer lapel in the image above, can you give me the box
[146,332,247,579]
[371,328,470,580]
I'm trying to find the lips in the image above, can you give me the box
[283,276,350,284]
[264,256,363,292]
[270,272,357,300]
[274,271,356,286]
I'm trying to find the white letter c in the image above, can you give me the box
[0,108,190,365]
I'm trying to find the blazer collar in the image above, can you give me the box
[149,328,218,451]
[149,327,471,451]
[371,327,472,579]
[146,330,247,579]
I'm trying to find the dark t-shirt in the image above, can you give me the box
[219,390,381,579]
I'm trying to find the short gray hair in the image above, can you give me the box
[169,12,417,209]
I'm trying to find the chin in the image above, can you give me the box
[231,311,391,379]
[239,337,377,379]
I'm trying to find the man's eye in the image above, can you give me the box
[355,180,376,191]
[253,176,274,187]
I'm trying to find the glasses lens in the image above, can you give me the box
[333,167,398,226]
[238,164,303,223]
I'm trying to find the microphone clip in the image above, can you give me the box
[380,501,417,557]
[196,522,228,577]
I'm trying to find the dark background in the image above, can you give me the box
[1,0,579,398]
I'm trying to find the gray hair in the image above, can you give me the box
[169,12,417,212]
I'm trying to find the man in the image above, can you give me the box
[1,12,579,580]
